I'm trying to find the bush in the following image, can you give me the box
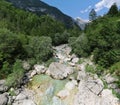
[26,36,53,62]
[0,28,26,78]
[5,60,25,87]
[69,34,90,57]
[53,31,70,45]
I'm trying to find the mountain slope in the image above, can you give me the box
[6,0,77,28]
[75,17,89,30]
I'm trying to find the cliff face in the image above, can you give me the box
[6,0,77,28]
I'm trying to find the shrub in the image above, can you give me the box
[26,36,53,62]
[5,60,25,87]
[53,31,70,45]
[69,34,90,57]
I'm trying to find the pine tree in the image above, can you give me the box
[89,9,97,21]
[107,3,118,16]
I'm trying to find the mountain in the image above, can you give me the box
[6,0,78,28]
[75,17,89,30]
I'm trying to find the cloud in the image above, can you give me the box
[95,0,120,12]
[80,6,92,13]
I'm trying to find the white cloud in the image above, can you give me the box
[80,6,92,13]
[95,0,120,12]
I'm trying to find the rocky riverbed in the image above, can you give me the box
[0,44,120,105]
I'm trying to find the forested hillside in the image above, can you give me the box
[6,0,77,28]
[0,0,81,79]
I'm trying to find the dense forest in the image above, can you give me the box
[0,0,120,89]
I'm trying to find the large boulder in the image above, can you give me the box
[0,93,8,105]
[74,79,119,105]
[13,88,36,105]
[0,80,8,93]
[46,62,74,79]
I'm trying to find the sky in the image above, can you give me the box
[41,0,120,20]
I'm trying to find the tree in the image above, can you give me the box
[69,34,90,57]
[26,36,53,62]
[89,9,97,21]
[107,3,118,16]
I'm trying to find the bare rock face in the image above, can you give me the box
[46,62,74,79]
[0,93,8,105]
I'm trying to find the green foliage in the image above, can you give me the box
[0,28,26,79]
[107,3,119,16]
[85,64,104,76]
[53,31,70,45]
[85,15,120,68]
[0,0,81,79]
[0,61,11,79]
[0,28,25,61]
[69,34,90,57]
[109,62,120,76]
[85,64,95,74]
[89,9,97,21]
[5,60,25,87]
[26,36,53,62]
[8,89,16,96]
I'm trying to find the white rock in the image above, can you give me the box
[77,70,87,80]
[69,62,75,66]
[86,77,104,95]
[0,93,8,105]
[0,80,8,92]
[34,64,46,74]
[104,74,118,84]
[22,100,36,105]
[47,62,74,79]
[65,80,77,90]
[15,93,27,101]
[22,61,30,70]
[100,89,119,105]
[13,99,36,105]
[57,89,70,99]
[72,57,79,63]
[30,70,37,78]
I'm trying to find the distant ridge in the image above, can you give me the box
[6,0,79,28]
